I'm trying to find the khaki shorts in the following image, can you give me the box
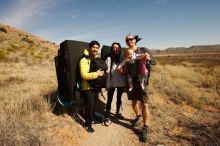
[126,81,150,103]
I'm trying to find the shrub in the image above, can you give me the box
[0,50,7,60]
[22,37,34,45]
[0,27,7,33]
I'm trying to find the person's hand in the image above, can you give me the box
[117,67,124,74]
[96,69,104,77]
[126,58,131,61]
[145,53,151,61]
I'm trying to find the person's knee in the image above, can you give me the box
[132,100,138,105]
[132,100,138,109]
[142,103,149,109]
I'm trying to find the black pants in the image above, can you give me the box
[106,87,124,118]
[81,89,98,126]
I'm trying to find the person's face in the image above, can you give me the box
[112,44,120,55]
[90,44,100,56]
[125,50,133,59]
[126,35,136,48]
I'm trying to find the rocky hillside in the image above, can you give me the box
[0,23,57,64]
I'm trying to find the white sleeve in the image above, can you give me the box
[107,57,111,72]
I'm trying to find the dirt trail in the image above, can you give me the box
[78,91,146,146]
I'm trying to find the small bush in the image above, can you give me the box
[22,37,34,45]
[0,50,7,60]
[36,52,44,59]
[10,44,20,52]
[0,27,7,33]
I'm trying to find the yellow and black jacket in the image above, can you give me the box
[79,49,98,91]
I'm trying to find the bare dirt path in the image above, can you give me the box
[78,91,147,146]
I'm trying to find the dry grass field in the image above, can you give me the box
[146,52,220,145]
[0,24,85,146]
[0,50,219,146]
[1,23,220,146]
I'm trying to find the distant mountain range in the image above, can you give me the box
[151,44,220,54]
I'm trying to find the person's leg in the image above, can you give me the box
[132,100,140,116]
[115,87,124,119]
[131,100,143,126]
[83,90,95,132]
[116,87,124,114]
[105,88,115,118]
[138,74,145,90]
[142,102,149,126]
[104,88,115,126]
[140,102,149,142]
[83,90,94,125]
[93,90,99,112]
[128,74,133,91]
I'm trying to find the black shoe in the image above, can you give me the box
[131,115,143,127]
[116,113,124,119]
[85,125,95,133]
[139,126,148,143]
[104,118,111,126]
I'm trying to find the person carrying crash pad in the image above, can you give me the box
[79,40,104,133]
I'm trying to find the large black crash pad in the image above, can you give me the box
[101,45,126,61]
[55,40,89,106]
[101,45,112,61]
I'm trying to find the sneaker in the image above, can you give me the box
[104,118,111,126]
[139,126,148,143]
[131,115,143,127]
[116,113,124,119]
[85,125,95,133]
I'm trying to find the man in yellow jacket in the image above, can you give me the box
[80,40,104,133]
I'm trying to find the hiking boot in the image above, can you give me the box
[85,125,95,133]
[116,113,124,119]
[104,118,112,126]
[139,125,148,143]
[131,115,143,127]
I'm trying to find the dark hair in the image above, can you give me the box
[111,42,121,51]
[89,40,100,48]
[134,35,142,43]
[110,42,122,63]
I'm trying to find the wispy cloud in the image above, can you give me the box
[0,0,68,28]
[71,14,78,18]
[157,0,168,4]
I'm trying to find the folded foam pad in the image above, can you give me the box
[101,45,111,61]
[56,40,89,101]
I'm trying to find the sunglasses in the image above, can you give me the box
[126,38,135,42]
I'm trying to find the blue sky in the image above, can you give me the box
[0,0,220,49]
